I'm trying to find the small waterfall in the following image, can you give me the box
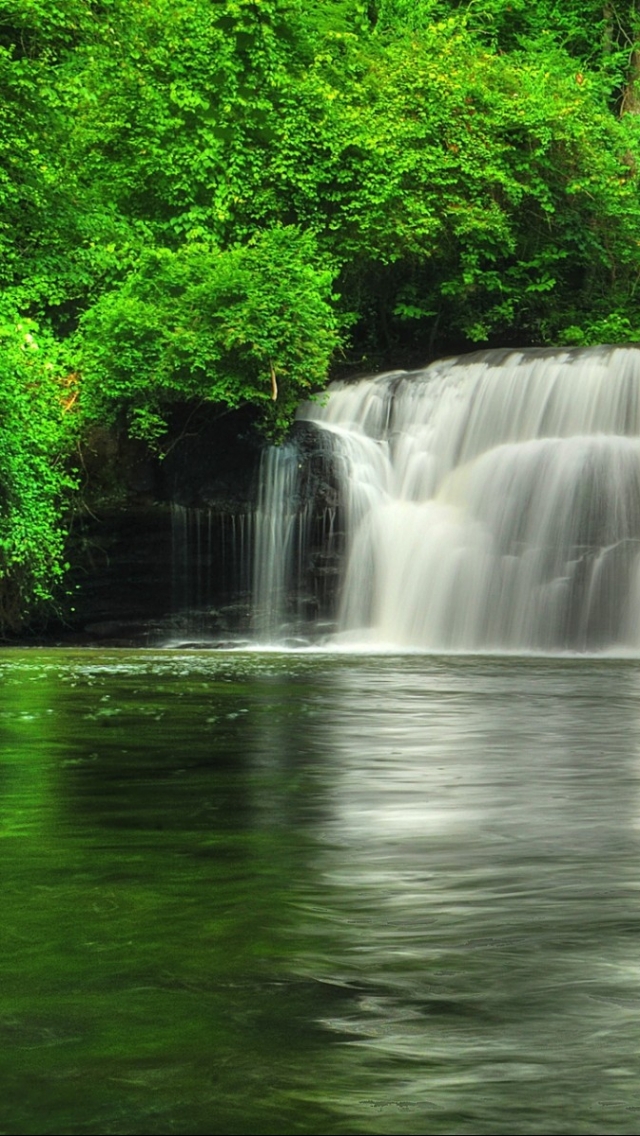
[252,444,302,640]
[253,345,640,651]
[170,504,252,641]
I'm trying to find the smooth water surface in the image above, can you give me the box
[1,648,640,1134]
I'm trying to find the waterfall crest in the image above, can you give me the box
[254,345,640,651]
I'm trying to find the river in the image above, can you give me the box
[1,647,639,1134]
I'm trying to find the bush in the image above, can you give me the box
[78,225,344,439]
[0,312,77,632]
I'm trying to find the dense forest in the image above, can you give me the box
[3,0,640,631]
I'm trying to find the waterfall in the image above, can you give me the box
[254,345,640,651]
[252,444,303,640]
[170,504,252,641]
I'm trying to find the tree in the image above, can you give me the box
[0,309,76,632]
[78,226,343,440]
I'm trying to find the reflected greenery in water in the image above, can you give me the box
[0,649,640,1134]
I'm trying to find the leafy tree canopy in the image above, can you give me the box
[0,307,77,630]
[78,226,343,440]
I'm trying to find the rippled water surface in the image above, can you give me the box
[1,648,640,1134]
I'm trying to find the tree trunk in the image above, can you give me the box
[621,48,640,114]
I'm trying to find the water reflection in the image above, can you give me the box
[0,651,639,1134]
[258,658,640,1134]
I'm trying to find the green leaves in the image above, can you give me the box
[32,0,640,357]
[78,227,343,439]
[0,311,77,631]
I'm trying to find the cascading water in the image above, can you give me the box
[251,434,342,642]
[255,345,640,651]
[169,504,253,641]
[252,444,306,639]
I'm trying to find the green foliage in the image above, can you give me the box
[0,311,77,631]
[39,0,640,355]
[374,0,627,58]
[561,312,640,346]
[0,0,133,326]
[0,0,91,50]
[78,226,343,438]
[249,12,640,347]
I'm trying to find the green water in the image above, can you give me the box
[1,648,640,1135]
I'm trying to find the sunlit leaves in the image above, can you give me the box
[0,311,77,630]
[78,227,343,439]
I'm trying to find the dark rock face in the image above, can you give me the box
[62,506,175,645]
[287,420,346,627]
[158,403,260,510]
[13,406,263,646]
[11,405,351,647]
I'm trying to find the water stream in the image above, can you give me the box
[255,346,640,651]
